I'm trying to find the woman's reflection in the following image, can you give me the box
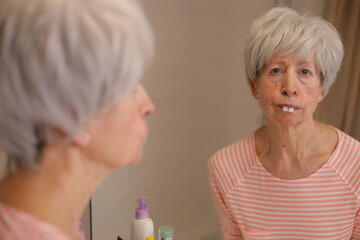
[208,6,360,239]
[0,0,154,239]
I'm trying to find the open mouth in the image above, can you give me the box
[277,104,300,112]
[282,106,294,112]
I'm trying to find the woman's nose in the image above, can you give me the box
[144,96,155,117]
[281,73,297,97]
[281,88,297,97]
[138,84,155,116]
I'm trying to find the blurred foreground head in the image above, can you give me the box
[0,0,154,172]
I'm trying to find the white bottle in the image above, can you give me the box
[131,197,154,240]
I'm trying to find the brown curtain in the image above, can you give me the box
[315,0,360,140]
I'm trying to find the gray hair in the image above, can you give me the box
[244,7,343,95]
[0,0,154,172]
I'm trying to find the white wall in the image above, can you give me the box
[90,1,272,240]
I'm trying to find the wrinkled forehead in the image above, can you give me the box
[265,51,316,66]
[261,49,320,75]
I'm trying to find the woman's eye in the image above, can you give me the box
[301,69,310,75]
[270,68,281,74]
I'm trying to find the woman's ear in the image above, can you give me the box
[250,82,258,99]
[49,127,91,148]
[72,132,91,147]
[317,95,324,102]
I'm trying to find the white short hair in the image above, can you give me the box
[0,0,153,172]
[244,7,343,95]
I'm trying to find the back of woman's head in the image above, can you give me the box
[0,0,153,172]
[244,7,343,95]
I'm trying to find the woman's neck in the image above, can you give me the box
[262,120,318,158]
[0,143,110,240]
[255,120,337,179]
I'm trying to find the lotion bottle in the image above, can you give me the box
[131,197,154,240]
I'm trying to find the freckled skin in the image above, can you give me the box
[252,53,323,127]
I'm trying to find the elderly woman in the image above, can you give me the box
[208,7,360,240]
[0,0,154,239]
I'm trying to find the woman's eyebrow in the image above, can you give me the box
[267,60,287,66]
[297,61,315,68]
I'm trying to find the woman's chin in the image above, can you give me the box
[127,152,144,166]
[130,156,143,166]
[106,152,144,170]
[272,115,303,127]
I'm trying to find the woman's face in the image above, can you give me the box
[252,53,323,127]
[85,83,155,169]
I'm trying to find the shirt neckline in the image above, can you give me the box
[249,126,341,182]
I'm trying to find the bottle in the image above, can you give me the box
[159,226,175,240]
[79,220,86,240]
[131,197,154,240]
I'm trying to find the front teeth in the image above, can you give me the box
[282,106,294,112]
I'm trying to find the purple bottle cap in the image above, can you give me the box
[135,197,150,220]
[79,220,86,240]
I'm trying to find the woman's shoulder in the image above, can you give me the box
[316,123,359,160]
[327,127,360,189]
[208,132,257,175]
[0,202,70,240]
[210,133,254,159]
[339,129,359,145]
[331,126,360,154]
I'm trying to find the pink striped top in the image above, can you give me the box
[208,128,360,240]
[0,202,70,240]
